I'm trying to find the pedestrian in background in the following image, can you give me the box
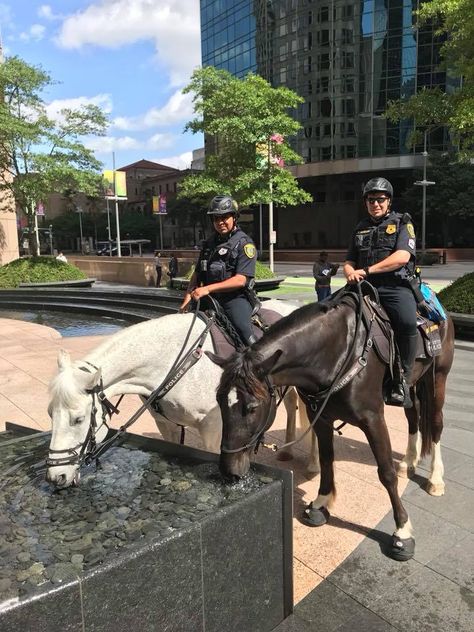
[313,251,338,301]
[56,251,68,263]
[154,251,162,287]
[168,253,178,284]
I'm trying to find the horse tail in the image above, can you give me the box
[416,363,435,459]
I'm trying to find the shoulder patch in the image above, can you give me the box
[406,223,415,238]
[386,224,397,235]
[243,243,256,258]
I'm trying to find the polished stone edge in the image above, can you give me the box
[18,279,97,288]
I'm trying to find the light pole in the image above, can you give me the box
[414,129,436,256]
[76,206,84,252]
[48,224,53,255]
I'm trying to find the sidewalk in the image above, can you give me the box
[0,315,472,631]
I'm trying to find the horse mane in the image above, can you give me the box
[217,348,269,402]
[48,364,84,410]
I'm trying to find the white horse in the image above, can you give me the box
[46,300,319,488]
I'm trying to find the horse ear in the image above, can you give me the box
[57,349,71,371]
[205,351,227,367]
[257,349,283,376]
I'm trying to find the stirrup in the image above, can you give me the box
[386,381,412,408]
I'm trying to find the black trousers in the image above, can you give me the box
[377,285,418,377]
[220,295,254,345]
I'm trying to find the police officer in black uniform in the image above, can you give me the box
[344,177,418,407]
[179,195,258,345]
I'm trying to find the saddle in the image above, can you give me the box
[199,300,281,360]
[361,292,443,367]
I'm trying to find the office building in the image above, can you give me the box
[201,0,454,248]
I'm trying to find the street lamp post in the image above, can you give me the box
[76,206,84,252]
[49,224,53,255]
[414,129,436,256]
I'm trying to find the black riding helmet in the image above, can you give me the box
[207,195,239,216]
[363,177,394,199]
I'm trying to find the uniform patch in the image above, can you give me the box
[244,243,256,258]
[218,247,228,255]
[408,239,415,250]
[386,224,396,235]
[407,223,415,238]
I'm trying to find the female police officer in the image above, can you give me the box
[343,177,418,407]
[179,195,258,345]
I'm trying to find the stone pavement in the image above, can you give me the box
[0,308,472,631]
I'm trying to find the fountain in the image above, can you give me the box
[0,424,293,632]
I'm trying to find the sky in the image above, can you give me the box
[0,0,203,170]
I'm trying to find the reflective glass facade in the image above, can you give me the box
[201,0,450,163]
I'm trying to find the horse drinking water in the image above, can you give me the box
[46,300,317,489]
[211,287,454,561]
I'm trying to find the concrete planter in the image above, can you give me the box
[450,312,474,341]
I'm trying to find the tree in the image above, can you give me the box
[385,0,474,156]
[403,152,474,247]
[178,66,312,208]
[0,56,108,254]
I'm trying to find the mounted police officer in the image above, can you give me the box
[179,195,258,345]
[343,177,418,407]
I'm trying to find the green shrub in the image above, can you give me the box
[0,257,87,288]
[183,259,275,281]
[438,272,474,315]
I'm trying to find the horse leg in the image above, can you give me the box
[398,396,421,478]
[363,413,415,561]
[299,400,320,475]
[302,418,334,527]
[196,410,222,454]
[426,368,449,496]
[276,387,297,462]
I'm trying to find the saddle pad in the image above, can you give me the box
[209,307,282,360]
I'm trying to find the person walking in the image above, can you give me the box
[154,251,162,287]
[343,176,418,407]
[313,251,339,302]
[179,195,258,345]
[55,251,67,263]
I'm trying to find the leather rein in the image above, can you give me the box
[46,308,214,471]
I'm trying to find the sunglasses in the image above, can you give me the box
[213,213,234,222]
[366,197,389,204]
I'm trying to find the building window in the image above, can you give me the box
[341,51,354,69]
[318,6,329,22]
[318,53,330,70]
[316,76,329,92]
[317,29,329,46]
[321,146,332,160]
[341,5,354,20]
[159,185,162,194]
[341,28,353,44]
[342,98,355,116]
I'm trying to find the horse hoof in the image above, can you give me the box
[389,535,415,561]
[301,503,329,527]
[277,450,293,462]
[426,482,445,496]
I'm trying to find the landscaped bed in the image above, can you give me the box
[0,257,87,289]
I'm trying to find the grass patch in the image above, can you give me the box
[0,257,86,289]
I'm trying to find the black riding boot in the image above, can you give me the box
[389,334,418,408]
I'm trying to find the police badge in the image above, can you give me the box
[386,224,396,234]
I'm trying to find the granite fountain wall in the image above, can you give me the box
[0,426,293,632]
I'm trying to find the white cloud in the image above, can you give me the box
[113,89,193,131]
[56,0,200,86]
[0,3,12,26]
[147,133,176,151]
[86,135,142,154]
[19,24,46,42]
[153,151,193,170]
[45,94,113,123]
[38,4,63,20]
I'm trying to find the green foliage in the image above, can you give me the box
[385,0,474,157]
[438,272,474,314]
[0,257,86,288]
[179,67,312,207]
[0,56,108,253]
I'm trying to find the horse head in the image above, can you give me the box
[46,350,109,488]
[208,348,282,479]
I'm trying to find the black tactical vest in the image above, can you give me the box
[197,228,247,285]
[353,212,414,282]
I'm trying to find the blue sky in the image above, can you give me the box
[0,0,203,170]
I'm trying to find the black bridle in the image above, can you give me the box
[46,305,213,471]
[219,283,375,456]
[219,376,280,455]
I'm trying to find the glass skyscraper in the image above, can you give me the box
[201,0,452,248]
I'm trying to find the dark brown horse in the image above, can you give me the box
[209,288,455,561]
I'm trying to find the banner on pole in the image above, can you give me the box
[36,202,45,216]
[153,193,167,215]
[103,170,127,198]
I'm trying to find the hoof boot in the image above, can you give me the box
[301,503,329,527]
[389,535,415,561]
